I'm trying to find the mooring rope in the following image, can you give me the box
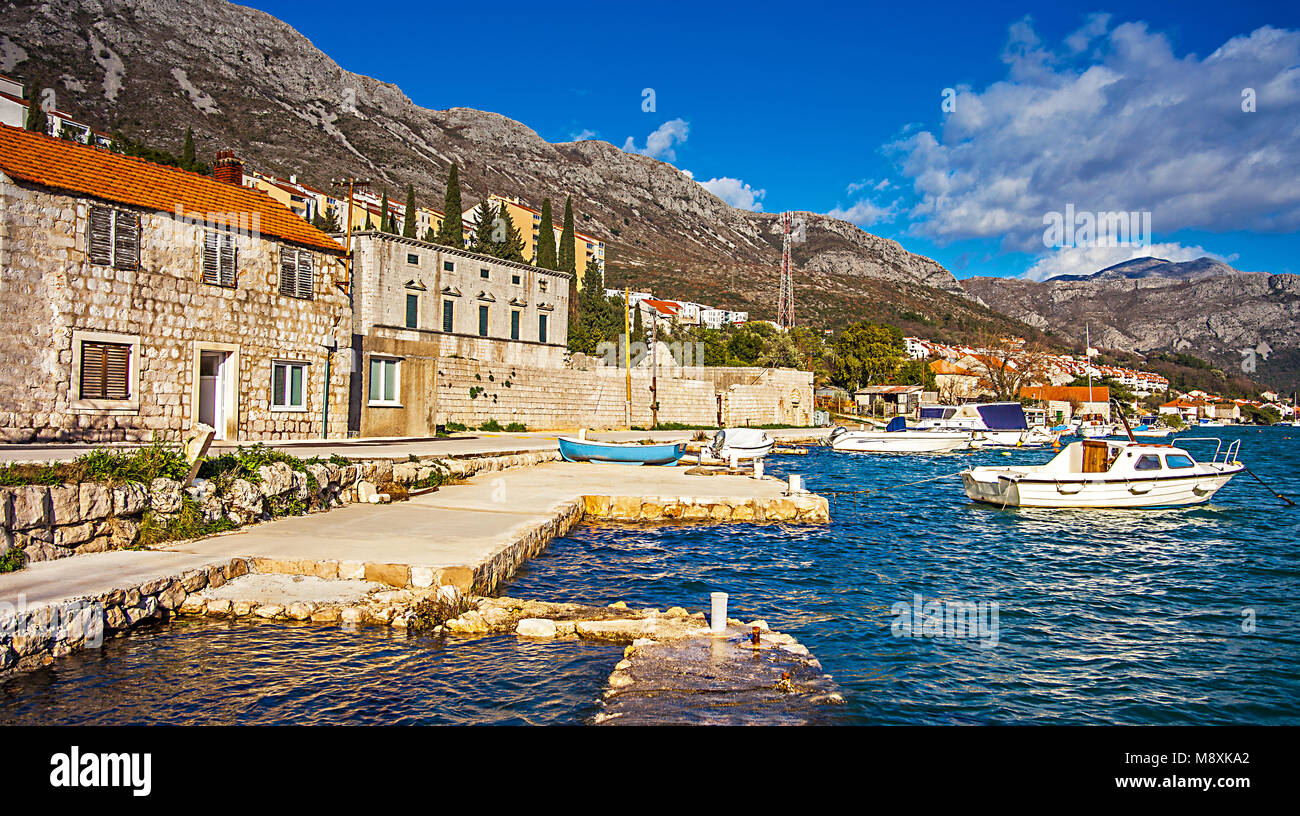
[1242,465,1297,507]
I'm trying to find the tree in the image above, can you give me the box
[468,200,499,255]
[364,209,374,230]
[24,89,47,133]
[402,184,417,238]
[759,331,801,369]
[436,163,463,247]
[318,205,339,233]
[557,196,576,274]
[379,190,392,234]
[495,204,526,262]
[424,226,437,243]
[727,326,766,365]
[535,197,557,270]
[567,260,622,355]
[632,301,644,339]
[831,321,904,390]
[964,333,1051,401]
[181,126,196,171]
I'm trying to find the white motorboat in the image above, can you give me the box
[915,402,1044,447]
[1126,424,1173,438]
[828,419,972,454]
[961,437,1242,508]
[709,428,774,461]
[1075,416,1111,438]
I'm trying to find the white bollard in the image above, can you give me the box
[753,459,764,479]
[729,453,739,470]
[578,428,586,440]
[788,474,803,494]
[710,592,728,633]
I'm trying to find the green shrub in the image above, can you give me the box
[0,437,189,486]
[408,593,475,633]
[479,419,504,432]
[445,422,468,433]
[0,546,26,574]
[505,422,526,432]
[137,498,237,548]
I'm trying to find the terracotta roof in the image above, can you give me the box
[0,125,344,255]
[1021,385,1111,403]
[929,359,974,376]
[642,298,680,316]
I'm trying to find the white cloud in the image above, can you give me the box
[827,198,897,227]
[622,118,689,161]
[569,128,598,141]
[680,168,694,179]
[1021,242,1224,281]
[891,20,1300,253]
[699,176,766,211]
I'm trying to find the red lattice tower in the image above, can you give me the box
[776,212,795,329]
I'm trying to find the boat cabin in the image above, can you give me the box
[1056,440,1196,476]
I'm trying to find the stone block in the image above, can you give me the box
[53,521,97,549]
[410,566,435,588]
[338,560,365,580]
[78,482,113,521]
[48,485,79,523]
[516,618,558,638]
[149,478,183,513]
[10,485,49,530]
[112,482,149,516]
[436,566,474,593]
[364,562,410,588]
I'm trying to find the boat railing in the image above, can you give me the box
[1177,436,1241,465]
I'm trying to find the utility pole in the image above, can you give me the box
[624,286,632,429]
[650,299,658,429]
[330,177,370,297]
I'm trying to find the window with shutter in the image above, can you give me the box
[88,207,113,266]
[219,233,236,287]
[79,341,131,400]
[296,251,314,299]
[279,248,297,296]
[203,230,238,287]
[112,210,139,270]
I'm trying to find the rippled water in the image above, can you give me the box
[0,619,619,725]
[504,428,1300,725]
[4,428,1298,725]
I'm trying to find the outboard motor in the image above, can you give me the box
[826,426,848,446]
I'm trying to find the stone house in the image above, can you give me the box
[0,125,350,443]
[347,230,571,437]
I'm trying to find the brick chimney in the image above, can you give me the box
[213,150,244,186]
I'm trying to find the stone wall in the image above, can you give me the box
[0,177,351,443]
[0,450,561,565]
[435,358,814,429]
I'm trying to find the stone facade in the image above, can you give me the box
[0,175,350,443]
[348,231,571,437]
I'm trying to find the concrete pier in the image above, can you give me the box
[1,456,828,676]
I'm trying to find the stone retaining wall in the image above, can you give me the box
[0,450,560,565]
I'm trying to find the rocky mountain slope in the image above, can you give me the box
[0,0,1018,338]
[965,259,1300,390]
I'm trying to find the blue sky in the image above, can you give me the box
[246,0,1300,280]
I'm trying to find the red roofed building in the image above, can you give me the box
[0,124,351,444]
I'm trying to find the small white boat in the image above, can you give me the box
[1127,425,1173,438]
[709,428,774,461]
[828,419,972,454]
[961,437,1242,508]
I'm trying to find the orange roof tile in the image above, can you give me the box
[1022,385,1111,403]
[0,125,344,255]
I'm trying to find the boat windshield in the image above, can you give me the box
[1165,454,1195,469]
[1134,454,1162,471]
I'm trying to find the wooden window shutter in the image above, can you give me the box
[80,342,130,400]
[88,207,113,265]
[296,250,314,299]
[279,247,297,296]
[219,233,237,287]
[202,230,220,285]
[112,210,139,270]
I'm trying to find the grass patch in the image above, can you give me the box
[137,498,238,548]
[0,437,190,487]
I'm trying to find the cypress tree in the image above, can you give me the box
[181,126,196,170]
[535,197,557,270]
[379,190,391,233]
[469,200,498,255]
[424,226,437,243]
[436,163,463,247]
[402,184,417,238]
[558,196,577,274]
[24,89,47,133]
[497,204,526,263]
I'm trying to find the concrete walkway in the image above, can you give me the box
[0,461,805,607]
[0,427,829,464]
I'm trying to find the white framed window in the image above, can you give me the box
[271,360,309,412]
[70,330,141,413]
[368,356,401,406]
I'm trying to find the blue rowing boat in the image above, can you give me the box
[557,436,687,465]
